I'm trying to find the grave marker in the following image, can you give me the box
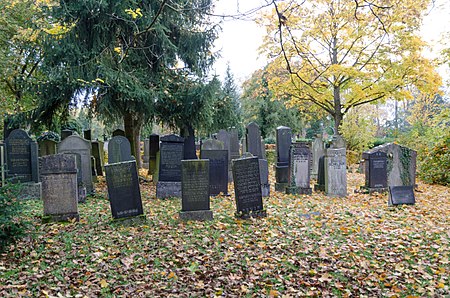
[200,150,228,196]
[149,134,160,176]
[311,135,325,180]
[112,129,125,137]
[388,186,415,206]
[275,126,292,192]
[286,142,312,195]
[156,134,184,198]
[245,122,263,159]
[201,139,224,150]
[361,151,387,193]
[38,139,58,157]
[92,141,104,176]
[108,136,134,164]
[324,148,347,197]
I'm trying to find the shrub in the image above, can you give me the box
[419,132,450,186]
[0,183,28,252]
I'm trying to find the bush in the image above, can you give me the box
[0,183,28,252]
[419,133,450,186]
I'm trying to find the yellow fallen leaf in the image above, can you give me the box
[100,279,108,288]
[168,271,176,279]
[437,282,445,289]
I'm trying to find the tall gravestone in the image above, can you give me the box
[201,150,228,196]
[142,139,150,169]
[92,141,104,176]
[149,134,160,176]
[183,126,197,160]
[108,136,134,164]
[232,157,266,218]
[217,129,233,182]
[179,159,212,221]
[60,129,74,141]
[259,159,270,197]
[286,142,312,195]
[41,154,79,222]
[105,160,144,219]
[112,129,125,137]
[314,156,326,191]
[38,139,58,157]
[324,148,347,197]
[275,126,292,192]
[156,134,184,198]
[0,143,5,186]
[311,135,325,180]
[229,128,240,161]
[201,139,224,151]
[360,151,387,193]
[83,130,92,141]
[364,143,417,187]
[245,122,263,159]
[58,135,94,194]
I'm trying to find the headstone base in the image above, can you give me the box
[261,184,270,197]
[286,186,312,195]
[275,182,289,192]
[78,187,87,203]
[235,209,267,219]
[156,181,181,198]
[42,212,80,223]
[314,184,325,192]
[275,165,289,183]
[179,210,213,221]
[112,214,147,225]
[18,182,42,200]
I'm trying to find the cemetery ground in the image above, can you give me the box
[1,169,449,297]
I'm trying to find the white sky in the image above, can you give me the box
[212,0,450,88]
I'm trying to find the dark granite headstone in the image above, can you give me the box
[179,159,212,220]
[105,160,144,219]
[232,157,266,218]
[200,150,228,196]
[38,139,58,157]
[40,154,79,222]
[5,129,39,183]
[92,141,104,176]
[156,134,184,198]
[183,127,197,160]
[83,130,92,141]
[201,139,224,150]
[286,142,312,195]
[61,129,74,141]
[112,129,125,137]
[314,156,326,191]
[108,136,134,164]
[217,129,232,182]
[245,122,263,159]
[275,126,292,191]
[361,151,387,193]
[149,134,160,175]
[229,128,240,160]
[388,186,415,206]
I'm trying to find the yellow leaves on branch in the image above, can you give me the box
[125,8,143,19]
[44,23,75,37]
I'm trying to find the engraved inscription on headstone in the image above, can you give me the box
[5,129,39,183]
[156,134,184,198]
[200,150,228,196]
[286,142,312,195]
[108,136,134,164]
[361,151,387,193]
[325,148,347,197]
[388,186,415,206]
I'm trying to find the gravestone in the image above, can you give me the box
[314,156,326,191]
[245,122,263,159]
[275,126,292,192]
[311,135,325,180]
[229,128,240,160]
[232,157,266,218]
[241,137,246,155]
[330,134,346,149]
[83,130,92,141]
[259,159,270,197]
[361,151,387,193]
[142,139,150,169]
[156,134,184,198]
[388,186,415,206]
[91,156,97,182]
[91,141,104,176]
[217,129,233,182]
[58,135,93,194]
[364,143,417,187]
[201,139,224,150]
[41,154,79,222]
[148,134,160,176]
[0,143,5,186]
[61,129,74,141]
[183,127,197,160]
[105,160,144,219]
[286,142,312,195]
[179,159,212,221]
[200,150,228,196]
[108,136,134,164]
[112,129,125,137]
[324,148,347,197]
[38,139,58,157]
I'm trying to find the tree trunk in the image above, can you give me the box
[331,35,342,136]
[124,112,142,168]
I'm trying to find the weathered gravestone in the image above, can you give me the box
[142,139,150,169]
[201,139,224,150]
[58,135,93,194]
[92,141,104,176]
[83,130,92,141]
[314,156,326,191]
[108,136,134,164]
[364,143,417,187]
[40,154,79,222]
[388,186,415,206]
[259,159,270,197]
[275,126,292,192]
[311,135,325,180]
[38,139,57,157]
[200,150,228,196]
[112,129,125,137]
[61,129,74,141]
[229,128,240,160]
[1,142,5,186]
[156,134,184,198]
[232,157,266,218]
[148,134,160,176]
[217,129,233,182]
[360,151,387,193]
[286,142,312,195]
[62,152,86,203]
[324,148,347,197]
[245,122,263,159]
[105,160,144,219]
[179,159,212,221]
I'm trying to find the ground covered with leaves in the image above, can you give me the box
[0,170,449,297]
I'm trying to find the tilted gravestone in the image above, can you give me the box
[364,143,417,187]
[245,122,263,159]
[388,186,415,206]
[286,142,312,195]
[311,135,325,180]
[275,126,292,192]
[314,156,326,191]
[148,134,160,176]
[112,129,125,137]
[217,129,233,182]
[200,150,228,196]
[40,154,79,222]
[232,157,266,218]
[156,134,184,198]
[229,128,240,160]
[201,139,224,151]
[108,136,134,164]
[58,135,93,194]
[360,151,387,193]
[179,159,212,221]
[92,141,104,176]
[38,139,58,157]
[105,160,144,219]
[324,148,347,197]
